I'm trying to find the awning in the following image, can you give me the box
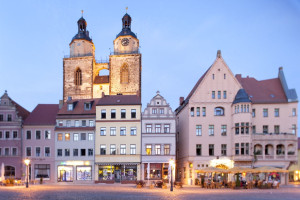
[95,162,140,166]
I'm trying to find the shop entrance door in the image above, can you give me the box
[59,170,66,182]
[115,170,121,182]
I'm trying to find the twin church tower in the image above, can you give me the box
[63,13,141,101]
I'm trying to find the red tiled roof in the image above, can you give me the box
[11,100,30,121]
[236,75,287,104]
[57,98,99,115]
[24,104,59,125]
[94,76,109,84]
[97,95,141,106]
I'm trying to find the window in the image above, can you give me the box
[100,127,106,136]
[164,144,170,155]
[274,125,280,134]
[241,143,245,155]
[73,149,78,156]
[110,145,116,155]
[26,147,31,157]
[4,148,9,156]
[121,109,126,118]
[81,149,86,156]
[84,102,91,110]
[235,143,239,155]
[36,147,41,157]
[237,105,239,113]
[152,108,157,114]
[218,91,221,99]
[101,109,106,119]
[109,127,116,136]
[274,108,279,117]
[263,109,268,117]
[241,105,244,113]
[235,123,239,134]
[74,133,79,141]
[65,133,70,141]
[0,148,2,156]
[65,149,70,156]
[202,107,206,116]
[164,124,170,133]
[7,114,12,121]
[212,91,215,99]
[100,145,106,155]
[57,149,62,157]
[57,133,63,141]
[111,109,116,119]
[292,124,296,134]
[81,133,86,140]
[146,124,152,133]
[241,123,245,134]
[34,164,50,179]
[221,125,227,136]
[221,144,227,156]
[160,108,164,114]
[75,68,82,85]
[130,144,136,155]
[209,144,214,156]
[146,145,152,155]
[196,107,200,116]
[196,144,201,156]
[212,74,215,79]
[12,148,17,156]
[252,126,256,134]
[130,127,137,136]
[120,64,129,83]
[120,127,126,136]
[292,108,296,116]
[120,144,126,155]
[45,147,50,157]
[246,143,249,155]
[88,149,93,156]
[45,130,51,139]
[155,124,161,133]
[209,125,214,136]
[58,120,63,126]
[246,123,249,134]
[75,120,79,127]
[5,131,9,139]
[65,120,70,127]
[196,125,202,136]
[131,109,136,118]
[247,105,249,112]
[0,131,2,139]
[223,91,227,99]
[214,107,224,116]
[263,125,268,134]
[13,131,17,139]
[190,107,194,117]
[88,133,93,141]
[82,120,86,127]
[89,120,94,127]
[0,114,3,121]
[155,145,161,155]
[251,109,255,117]
[244,105,246,112]
[224,74,226,79]
[67,104,73,111]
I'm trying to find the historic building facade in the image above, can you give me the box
[176,50,298,185]
[63,13,141,102]
[23,104,59,183]
[95,95,141,183]
[55,98,97,183]
[141,91,176,182]
[0,91,30,179]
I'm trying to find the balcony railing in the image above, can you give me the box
[64,53,93,58]
[110,50,140,55]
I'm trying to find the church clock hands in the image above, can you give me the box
[121,38,129,46]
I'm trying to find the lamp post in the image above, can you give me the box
[169,158,174,192]
[24,158,30,188]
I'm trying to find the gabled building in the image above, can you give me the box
[176,50,298,185]
[23,104,59,183]
[141,91,176,182]
[55,98,97,183]
[0,91,30,179]
[95,95,141,183]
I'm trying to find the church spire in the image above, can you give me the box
[116,12,137,39]
[71,12,92,43]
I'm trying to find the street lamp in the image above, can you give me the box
[24,158,30,188]
[169,158,175,192]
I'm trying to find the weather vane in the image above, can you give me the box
[126,7,128,13]
[81,10,84,17]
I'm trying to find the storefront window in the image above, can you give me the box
[58,166,73,182]
[98,165,137,181]
[144,163,162,180]
[34,164,50,179]
[99,165,114,180]
[76,166,92,180]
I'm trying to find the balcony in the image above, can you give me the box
[252,132,297,140]
[110,50,140,55]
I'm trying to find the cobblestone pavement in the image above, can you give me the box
[0,184,300,200]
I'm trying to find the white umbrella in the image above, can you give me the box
[1,163,4,181]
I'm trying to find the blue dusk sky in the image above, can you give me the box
[0,0,299,134]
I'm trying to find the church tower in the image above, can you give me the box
[109,13,142,97]
[63,15,95,102]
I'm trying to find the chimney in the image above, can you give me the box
[235,74,242,79]
[101,92,105,98]
[179,97,184,105]
[67,96,72,101]
[59,100,64,109]
[217,50,221,58]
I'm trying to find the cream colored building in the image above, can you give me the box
[176,50,298,185]
[95,95,141,183]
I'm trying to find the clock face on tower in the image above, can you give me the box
[121,38,129,46]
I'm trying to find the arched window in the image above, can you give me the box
[276,144,285,155]
[75,68,82,86]
[214,107,224,116]
[120,64,129,84]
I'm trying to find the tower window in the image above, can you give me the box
[120,64,129,84]
[75,68,82,86]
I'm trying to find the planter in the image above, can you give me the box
[162,185,167,189]
[136,185,143,188]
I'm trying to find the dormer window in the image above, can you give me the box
[84,102,91,110]
[214,107,224,116]
[67,104,73,111]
